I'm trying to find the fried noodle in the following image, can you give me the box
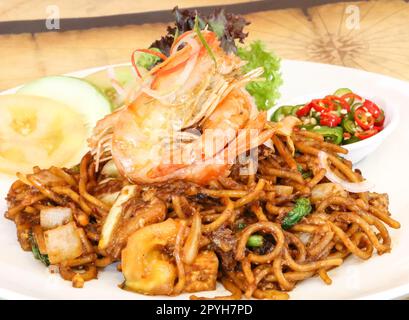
[4,130,400,299]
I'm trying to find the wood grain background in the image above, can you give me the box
[1,0,409,90]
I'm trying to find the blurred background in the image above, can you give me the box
[1,0,409,90]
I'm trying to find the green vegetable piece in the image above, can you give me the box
[311,126,344,145]
[334,88,352,97]
[341,118,357,134]
[237,222,247,230]
[237,41,283,110]
[291,105,303,116]
[194,15,217,66]
[297,164,312,179]
[136,48,162,70]
[302,171,313,179]
[29,232,50,267]
[207,14,226,38]
[271,105,294,122]
[247,235,264,248]
[351,102,363,110]
[300,124,316,131]
[282,198,312,230]
[343,135,360,145]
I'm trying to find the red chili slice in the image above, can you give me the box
[325,95,350,112]
[362,100,381,118]
[341,93,362,102]
[320,112,341,127]
[355,128,379,140]
[131,48,168,78]
[374,110,385,126]
[311,99,335,113]
[296,103,312,117]
[354,107,374,130]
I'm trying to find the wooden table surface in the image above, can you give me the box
[1,0,409,90]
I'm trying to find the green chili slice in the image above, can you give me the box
[311,126,344,145]
[271,105,294,122]
[333,88,352,97]
[341,118,357,134]
[343,135,360,145]
[194,15,217,66]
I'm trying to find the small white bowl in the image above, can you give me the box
[270,92,399,164]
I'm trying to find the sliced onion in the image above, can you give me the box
[176,51,198,87]
[98,192,120,206]
[170,31,195,55]
[263,139,274,150]
[318,151,374,193]
[101,159,120,177]
[311,183,347,203]
[40,207,73,230]
[276,116,302,137]
[107,67,125,96]
[44,222,83,264]
[140,36,201,104]
[142,56,199,103]
[170,37,200,88]
[274,185,293,196]
[99,185,137,250]
[141,86,177,104]
[182,211,201,265]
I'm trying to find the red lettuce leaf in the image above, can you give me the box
[150,6,249,56]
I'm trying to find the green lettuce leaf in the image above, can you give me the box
[136,48,162,70]
[237,41,283,110]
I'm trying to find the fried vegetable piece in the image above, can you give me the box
[282,198,312,230]
[184,250,219,293]
[122,219,180,295]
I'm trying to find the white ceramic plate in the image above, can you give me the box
[1,60,409,300]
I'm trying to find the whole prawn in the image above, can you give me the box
[89,30,299,185]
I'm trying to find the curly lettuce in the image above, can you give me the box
[148,7,283,110]
[150,7,249,56]
[237,41,283,110]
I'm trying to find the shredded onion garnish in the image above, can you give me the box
[107,68,125,96]
[175,38,200,86]
[182,211,201,265]
[142,37,200,104]
[318,151,374,193]
[263,139,274,150]
[171,31,195,56]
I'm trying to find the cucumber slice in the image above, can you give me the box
[333,88,352,97]
[17,76,111,133]
[84,66,137,108]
